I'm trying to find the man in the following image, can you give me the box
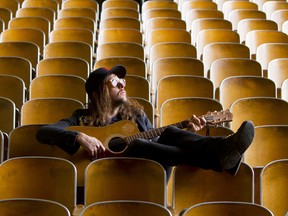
[37,65,255,176]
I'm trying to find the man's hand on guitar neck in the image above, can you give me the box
[186,115,207,132]
[75,132,106,159]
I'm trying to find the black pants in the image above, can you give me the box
[124,126,225,172]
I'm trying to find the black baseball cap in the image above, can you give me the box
[85,65,126,97]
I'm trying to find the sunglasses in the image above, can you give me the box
[109,78,126,88]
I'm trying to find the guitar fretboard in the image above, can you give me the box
[124,120,190,143]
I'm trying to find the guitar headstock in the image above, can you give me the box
[204,110,233,125]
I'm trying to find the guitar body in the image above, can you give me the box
[68,120,140,153]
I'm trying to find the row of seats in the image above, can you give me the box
[0,0,288,215]
[0,155,287,216]
[0,198,279,216]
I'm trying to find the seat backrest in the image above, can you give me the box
[99,17,140,32]
[172,163,254,215]
[8,124,54,158]
[20,98,84,125]
[15,7,55,29]
[222,1,258,19]
[54,16,96,36]
[0,0,20,17]
[202,42,250,78]
[185,9,224,32]
[253,0,285,11]
[156,75,214,110]
[237,18,278,44]
[125,75,150,101]
[58,8,97,21]
[230,97,288,131]
[100,8,139,20]
[29,75,87,104]
[147,29,191,56]
[246,30,288,59]
[44,41,93,70]
[273,8,288,30]
[228,9,266,31]
[37,57,89,79]
[0,97,16,134]
[142,8,181,31]
[196,29,240,59]
[142,1,178,14]
[244,125,288,167]
[261,159,288,216]
[102,0,139,11]
[263,1,288,19]
[0,41,40,69]
[148,42,197,72]
[160,97,223,127]
[0,28,45,55]
[94,56,146,78]
[145,17,186,45]
[8,16,50,43]
[219,76,276,110]
[191,18,232,45]
[0,75,25,110]
[96,42,144,61]
[0,198,71,216]
[81,200,171,216]
[22,0,59,14]
[182,201,273,216]
[62,0,99,13]
[151,57,204,92]
[0,156,76,213]
[257,43,288,76]
[49,28,95,51]
[84,157,166,206]
[275,7,288,28]
[98,28,143,46]
[181,1,218,20]
[210,58,262,99]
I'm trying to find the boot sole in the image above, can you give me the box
[225,121,255,176]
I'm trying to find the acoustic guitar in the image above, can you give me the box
[67,110,233,155]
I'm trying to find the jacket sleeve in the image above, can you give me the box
[136,112,154,132]
[135,112,159,142]
[36,109,84,155]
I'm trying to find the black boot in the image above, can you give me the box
[220,120,255,176]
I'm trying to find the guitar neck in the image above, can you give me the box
[124,120,190,143]
[122,110,232,144]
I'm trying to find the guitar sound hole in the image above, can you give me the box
[108,137,127,152]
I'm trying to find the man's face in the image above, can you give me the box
[107,74,127,105]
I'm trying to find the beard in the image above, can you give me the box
[112,94,127,107]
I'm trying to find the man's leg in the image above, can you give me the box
[125,121,255,176]
[158,121,255,175]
